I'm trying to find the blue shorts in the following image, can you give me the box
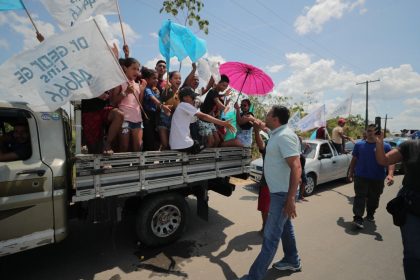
[198,119,217,136]
[237,129,253,147]
[122,121,143,134]
[158,111,172,130]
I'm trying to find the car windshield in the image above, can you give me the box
[302,143,317,159]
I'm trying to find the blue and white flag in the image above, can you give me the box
[0,0,23,11]
[327,96,352,120]
[159,20,207,69]
[40,0,118,30]
[288,111,301,131]
[296,105,326,132]
[0,19,126,111]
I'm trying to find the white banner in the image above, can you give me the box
[296,105,326,132]
[196,58,221,83]
[288,111,301,131]
[41,0,118,30]
[0,19,127,112]
[327,96,352,120]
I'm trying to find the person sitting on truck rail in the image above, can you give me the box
[0,122,31,162]
[169,87,235,154]
[81,85,128,155]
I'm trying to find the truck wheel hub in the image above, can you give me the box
[151,204,181,238]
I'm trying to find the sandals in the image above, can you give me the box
[102,149,114,156]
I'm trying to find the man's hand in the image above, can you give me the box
[347,171,354,183]
[283,197,297,219]
[386,175,394,186]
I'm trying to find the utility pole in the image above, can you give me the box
[356,79,380,130]
[382,114,393,138]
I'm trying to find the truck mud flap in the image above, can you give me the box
[208,178,235,197]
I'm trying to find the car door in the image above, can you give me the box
[329,142,348,179]
[0,108,54,256]
[317,143,335,183]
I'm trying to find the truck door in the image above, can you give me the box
[0,109,54,257]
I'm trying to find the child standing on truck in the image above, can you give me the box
[115,58,145,152]
[158,71,182,150]
[141,68,172,151]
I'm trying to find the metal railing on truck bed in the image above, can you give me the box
[73,147,251,202]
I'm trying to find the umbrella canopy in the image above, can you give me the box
[219,62,274,96]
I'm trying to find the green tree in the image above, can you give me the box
[160,0,209,34]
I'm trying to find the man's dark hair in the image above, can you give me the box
[219,74,229,84]
[156,60,166,66]
[271,105,290,125]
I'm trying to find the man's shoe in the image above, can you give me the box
[272,259,302,271]
[353,216,364,229]
[365,215,375,222]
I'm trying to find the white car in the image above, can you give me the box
[249,139,352,196]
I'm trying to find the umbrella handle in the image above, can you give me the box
[234,71,249,104]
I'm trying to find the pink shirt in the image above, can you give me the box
[119,81,142,123]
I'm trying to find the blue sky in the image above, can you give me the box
[1,0,419,132]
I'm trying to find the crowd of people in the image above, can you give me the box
[80,50,261,155]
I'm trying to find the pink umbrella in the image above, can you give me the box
[219,62,274,100]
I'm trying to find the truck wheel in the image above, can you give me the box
[136,193,189,247]
[304,174,316,196]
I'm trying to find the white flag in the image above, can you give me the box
[41,0,118,30]
[296,105,326,132]
[288,111,301,131]
[327,96,352,120]
[0,19,127,112]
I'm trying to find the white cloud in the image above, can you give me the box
[294,0,366,35]
[266,64,284,73]
[149,32,158,39]
[0,12,56,50]
[271,52,420,131]
[95,15,140,47]
[0,39,9,50]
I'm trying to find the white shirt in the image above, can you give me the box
[169,102,199,149]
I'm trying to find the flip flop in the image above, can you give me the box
[102,149,114,156]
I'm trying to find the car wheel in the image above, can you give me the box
[304,173,316,196]
[135,193,189,247]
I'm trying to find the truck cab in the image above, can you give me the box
[0,102,71,256]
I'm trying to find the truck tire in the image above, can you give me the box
[304,173,316,196]
[135,193,189,247]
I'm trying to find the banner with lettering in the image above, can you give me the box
[296,105,326,132]
[41,0,118,29]
[327,96,352,120]
[0,19,126,111]
[288,111,301,131]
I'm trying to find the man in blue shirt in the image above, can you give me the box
[238,105,302,280]
[348,124,395,229]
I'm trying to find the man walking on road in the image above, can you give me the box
[238,105,302,280]
[347,124,395,229]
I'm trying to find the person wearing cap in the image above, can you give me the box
[169,87,235,153]
[331,118,352,154]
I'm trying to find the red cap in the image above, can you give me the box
[338,118,346,125]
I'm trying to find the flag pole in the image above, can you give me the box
[21,0,44,42]
[116,0,127,47]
